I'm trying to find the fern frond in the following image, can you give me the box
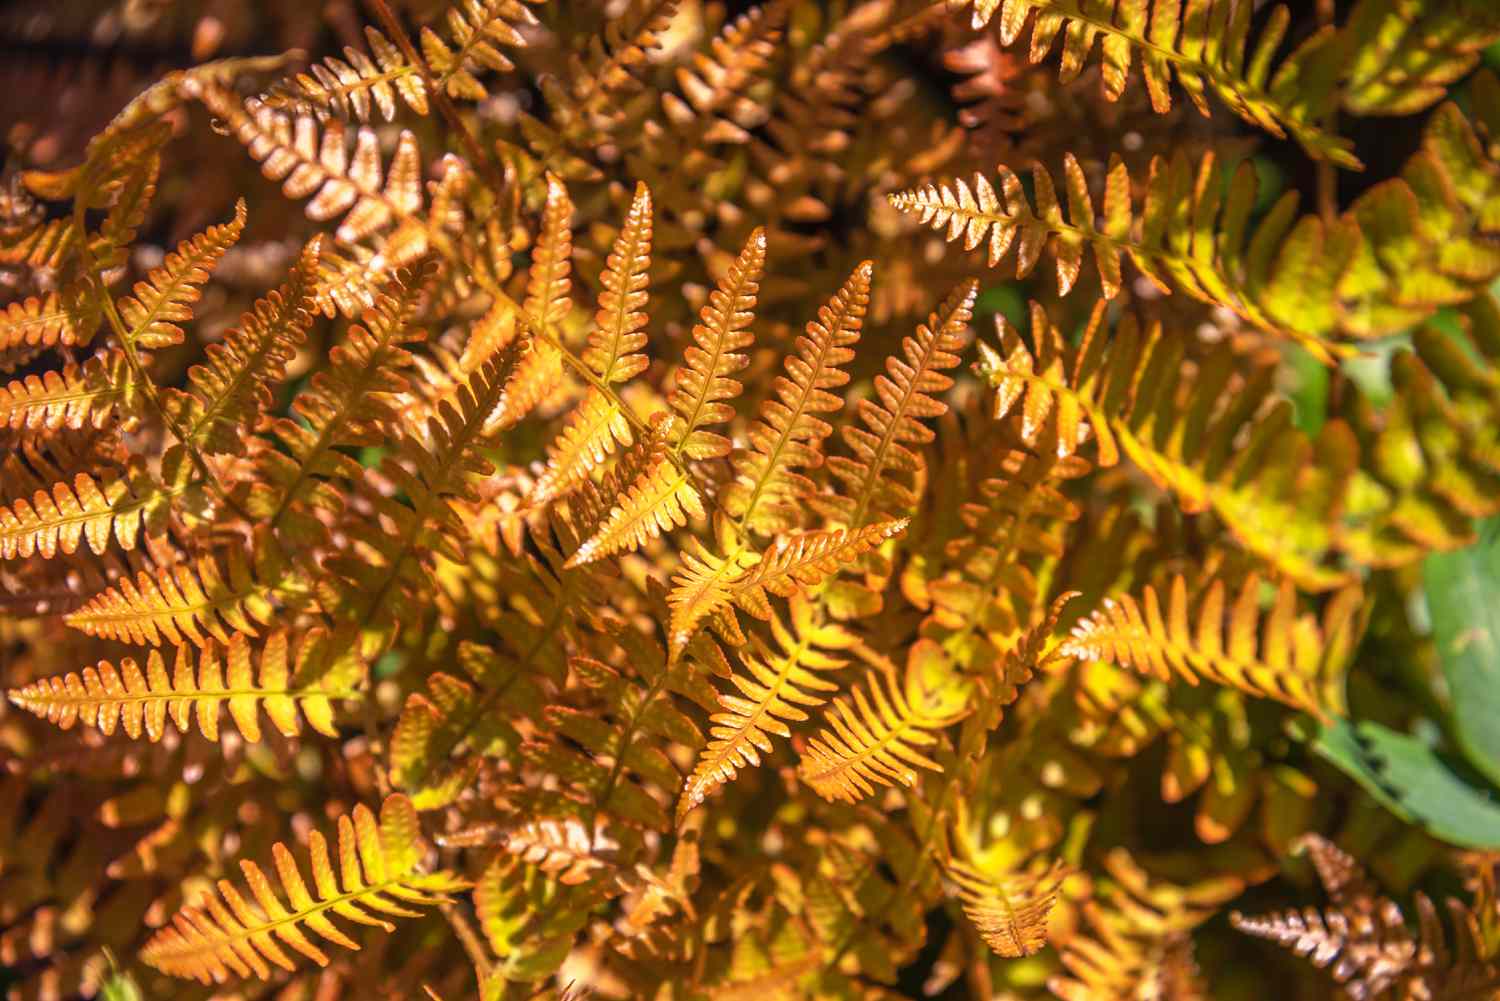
[0,350,136,435]
[0,292,87,372]
[818,279,976,530]
[530,388,635,505]
[422,0,540,101]
[568,439,703,567]
[668,228,765,461]
[7,630,354,743]
[797,644,969,803]
[201,89,426,247]
[954,0,1358,167]
[679,597,856,821]
[262,26,428,121]
[162,237,320,455]
[722,261,869,536]
[584,182,653,385]
[64,541,305,648]
[0,461,182,559]
[140,794,464,982]
[1062,575,1365,719]
[1333,0,1500,117]
[946,858,1065,957]
[730,520,909,620]
[116,200,247,350]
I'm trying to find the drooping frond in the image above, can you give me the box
[953,0,1357,167]
[1062,575,1365,719]
[261,26,428,121]
[818,279,977,530]
[668,228,765,461]
[0,460,183,559]
[200,89,427,248]
[421,0,540,100]
[7,629,355,743]
[722,261,869,536]
[140,795,465,982]
[161,237,320,454]
[946,858,1065,957]
[797,642,969,803]
[116,201,247,350]
[1232,835,1500,1000]
[679,597,856,821]
[568,435,703,567]
[0,350,136,436]
[64,540,306,648]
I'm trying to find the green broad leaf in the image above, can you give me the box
[1317,717,1500,849]
[1423,515,1500,787]
[1283,342,1329,434]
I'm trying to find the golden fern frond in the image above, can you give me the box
[0,292,88,372]
[262,26,428,121]
[797,642,969,803]
[116,200,247,350]
[679,597,856,822]
[584,181,653,385]
[722,261,869,536]
[946,858,1065,958]
[421,0,540,101]
[0,350,136,436]
[7,629,355,743]
[954,0,1357,167]
[530,388,635,504]
[568,433,703,567]
[140,794,465,983]
[162,237,320,455]
[1330,0,1500,117]
[1062,574,1366,719]
[201,89,426,247]
[818,279,977,530]
[0,459,183,560]
[64,540,306,648]
[668,228,765,461]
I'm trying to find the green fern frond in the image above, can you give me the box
[7,629,356,743]
[140,795,464,982]
[1062,574,1366,718]
[953,0,1358,167]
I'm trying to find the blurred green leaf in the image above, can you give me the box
[1317,717,1500,849]
[1424,516,1500,787]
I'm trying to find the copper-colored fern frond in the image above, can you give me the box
[722,260,869,536]
[946,858,1065,957]
[679,597,856,822]
[668,228,765,462]
[115,200,247,350]
[421,0,540,100]
[0,350,136,436]
[0,460,183,560]
[568,433,703,567]
[731,520,909,620]
[64,541,306,648]
[952,0,1358,167]
[0,292,89,372]
[141,794,465,982]
[7,629,354,743]
[261,26,428,122]
[1062,575,1365,719]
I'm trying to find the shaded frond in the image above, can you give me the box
[797,641,969,803]
[422,0,540,100]
[723,261,869,536]
[261,26,428,121]
[818,279,976,529]
[946,858,1065,958]
[116,201,247,350]
[162,237,321,454]
[1328,0,1500,117]
[954,0,1357,167]
[64,541,305,648]
[668,228,765,461]
[1062,574,1365,718]
[679,597,856,821]
[7,630,355,743]
[141,795,464,982]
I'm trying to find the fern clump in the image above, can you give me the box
[3,2,1500,999]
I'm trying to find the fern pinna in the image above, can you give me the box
[3,1,1500,999]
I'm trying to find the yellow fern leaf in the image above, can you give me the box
[116,200,246,350]
[530,387,634,504]
[1061,575,1366,719]
[7,629,356,743]
[141,794,465,982]
[731,520,910,620]
[583,181,653,384]
[568,443,703,567]
[947,858,1065,958]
